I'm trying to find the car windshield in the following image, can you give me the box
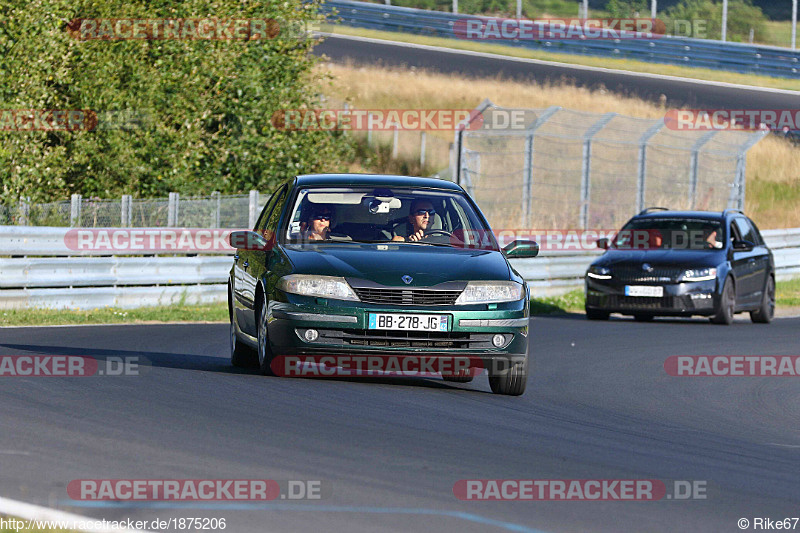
[284,186,498,250]
[613,218,725,250]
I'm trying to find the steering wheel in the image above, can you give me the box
[420,229,453,239]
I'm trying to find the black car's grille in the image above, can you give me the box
[612,265,684,283]
[353,288,462,306]
[601,295,693,310]
[315,329,493,349]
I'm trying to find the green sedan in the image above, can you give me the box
[228,174,538,395]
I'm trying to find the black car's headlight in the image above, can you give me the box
[455,281,524,304]
[678,268,717,282]
[277,275,360,301]
[586,266,612,280]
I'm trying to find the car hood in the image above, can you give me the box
[282,243,512,286]
[592,249,725,269]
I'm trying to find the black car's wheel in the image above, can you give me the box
[257,291,276,376]
[633,314,654,322]
[750,276,775,324]
[488,357,527,396]
[585,308,610,320]
[711,277,735,325]
[230,318,257,367]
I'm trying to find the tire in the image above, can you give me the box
[750,276,775,324]
[711,277,735,325]
[488,357,528,396]
[230,317,257,367]
[256,290,276,376]
[585,308,610,321]
[633,314,654,322]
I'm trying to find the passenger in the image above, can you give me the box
[391,199,436,242]
[301,204,334,241]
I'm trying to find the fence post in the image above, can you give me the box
[580,113,616,230]
[168,192,179,226]
[420,131,427,168]
[70,194,82,227]
[522,106,561,228]
[636,121,665,213]
[688,130,717,210]
[121,195,132,227]
[212,191,221,228]
[248,190,259,229]
[732,129,768,210]
[18,196,30,226]
[454,99,494,187]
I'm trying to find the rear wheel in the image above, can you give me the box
[488,357,527,396]
[750,276,775,324]
[257,291,276,375]
[585,308,610,321]
[711,277,735,325]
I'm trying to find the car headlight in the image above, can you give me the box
[587,265,612,280]
[277,275,359,301]
[455,281,524,305]
[679,268,717,282]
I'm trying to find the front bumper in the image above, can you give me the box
[585,277,718,316]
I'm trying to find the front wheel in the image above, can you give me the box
[488,357,528,396]
[711,277,735,325]
[230,318,257,367]
[257,291,276,375]
[750,276,775,324]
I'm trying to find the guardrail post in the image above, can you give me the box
[248,190,259,229]
[688,130,717,210]
[636,121,665,213]
[580,113,616,230]
[121,195,132,227]
[70,194,82,227]
[419,131,426,168]
[168,192,179,227]
[212,191,221,228]
[522,106,561,228]
[18,196,29,226]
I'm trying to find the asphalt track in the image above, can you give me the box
[315,34,800,109]
[1,316,799,532]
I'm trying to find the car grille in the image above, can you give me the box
[315,329,493,349]
[611,265,684,283]
[602,295,693,310]
[353,288,462,306]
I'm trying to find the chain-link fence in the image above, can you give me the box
[0,192,268,229]
[455,101,768,230]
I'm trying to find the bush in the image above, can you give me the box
[0,0,354,203]
[665,0,767,41]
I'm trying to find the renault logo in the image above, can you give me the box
[642,263,654,272]
[401,275,413,284]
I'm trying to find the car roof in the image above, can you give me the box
[632,210,726,221]
[295,173,464,191]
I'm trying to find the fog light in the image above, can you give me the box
[690,293,712,300]
[492,334,506,347]
[304,329,319,342]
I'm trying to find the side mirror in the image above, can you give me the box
[229,230,270,251]
[503,240,539,258]
[733,239,754,251]
[596,238,609,250]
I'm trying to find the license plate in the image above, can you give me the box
[625,285,664,297]
[368,313,449,331]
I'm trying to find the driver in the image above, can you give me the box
[391,199,435,242]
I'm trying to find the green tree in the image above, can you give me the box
[665,0,767,41]
[0,0,354,203]
[606,0,648,18]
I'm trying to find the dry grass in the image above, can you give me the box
[320,62,800,229]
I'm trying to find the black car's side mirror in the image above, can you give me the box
[596,238,609,250]
[503,240,539,258]
[229,230,270,251]
[733,239,755,251]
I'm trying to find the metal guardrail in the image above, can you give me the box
[0,226,798,307]
[322,0,800,79]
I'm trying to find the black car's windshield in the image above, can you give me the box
[284,186,498,250]
[613,218,725,250]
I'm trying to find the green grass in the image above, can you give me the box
[777,277,800,307]
[530,289,585,314]
[0,303,228,327]
[321,24,800,91]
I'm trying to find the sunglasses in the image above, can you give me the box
[313,214,331,221]
[413,209,436,217]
